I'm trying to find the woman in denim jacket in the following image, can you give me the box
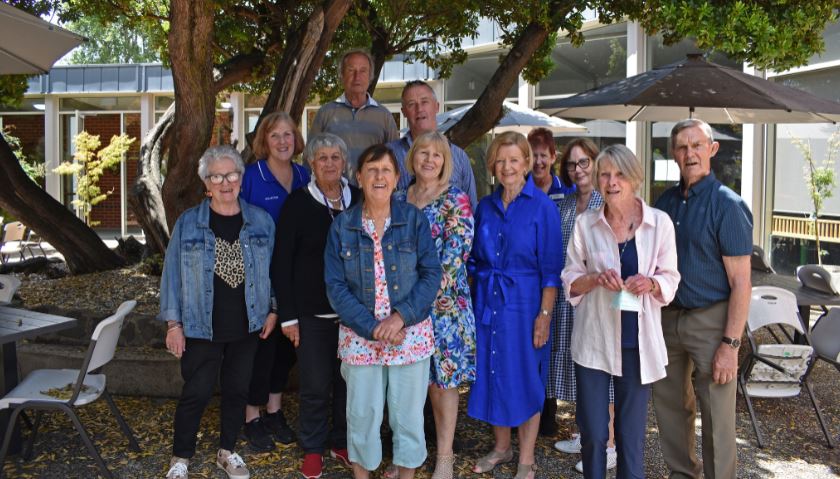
[324,144,441,479]
[159,145,277,479]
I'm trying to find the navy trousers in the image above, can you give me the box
[575,348,650,479]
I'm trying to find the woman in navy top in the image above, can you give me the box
[239,111,310,451]
[467,132,562,479]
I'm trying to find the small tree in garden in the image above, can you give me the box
[54,132,135,227]
[1,126,44,182]
[791,129,840,265]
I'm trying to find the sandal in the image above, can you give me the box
[514,463,537,479]
[472,448,514,473]
[431,453,456,479]
[383,463,399,479]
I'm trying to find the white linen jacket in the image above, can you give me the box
[561,197,680,384]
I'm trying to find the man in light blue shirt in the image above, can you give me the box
[387,80,478,208]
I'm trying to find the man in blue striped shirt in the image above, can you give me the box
[388,80,478,209]
[653,118,752,479]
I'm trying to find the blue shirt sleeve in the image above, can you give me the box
[537,197,563,289]
[717,188,753,257]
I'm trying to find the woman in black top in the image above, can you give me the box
[273,133,361,479]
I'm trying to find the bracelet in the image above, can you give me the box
[167,324,183,332]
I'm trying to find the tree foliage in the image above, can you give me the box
[54,132,135,226]
[1,126,44,182]
[64,15,161,64]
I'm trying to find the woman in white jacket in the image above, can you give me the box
[561,144,680,479]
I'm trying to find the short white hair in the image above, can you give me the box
[197,145,245,179]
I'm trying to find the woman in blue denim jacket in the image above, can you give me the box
[324,144,441,479]
[158,145,276,479]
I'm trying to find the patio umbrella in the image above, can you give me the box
[0,3,85,75]
[437,101,585,135]
[555,119,738,140]
[541,54,840,124]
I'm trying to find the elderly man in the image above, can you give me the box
[310,49,399,182]
[387,80,478,208]
[652,118,752,479]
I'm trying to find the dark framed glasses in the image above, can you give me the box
[565,157,591,171]
[206,172,241,184]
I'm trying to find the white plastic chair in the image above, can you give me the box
[738,286,834,448]
[0,301,141,478]
[0,222,27,264]
[0,275,21,305]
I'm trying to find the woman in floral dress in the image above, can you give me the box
[401,131,476,479]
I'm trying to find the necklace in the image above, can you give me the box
[618,222,635,270]
[316,183,345,221]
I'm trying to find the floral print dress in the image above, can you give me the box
[337,216,435,365]
[421,186,477,388]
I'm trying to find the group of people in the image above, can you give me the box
[157,46,753,479]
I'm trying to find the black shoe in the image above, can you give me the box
[244,418,276,452]
[539,398,559,437]
[263,411,295,444]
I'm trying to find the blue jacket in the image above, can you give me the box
[157,198,275,340]
[324,199,442,340]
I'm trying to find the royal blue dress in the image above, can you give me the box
[467,177,563,427]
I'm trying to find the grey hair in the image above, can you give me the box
[670,118,715,152]
[340,49,375,83]
[595,144,645,193]
[402,80,437,103]
[197,145,245,179]
[303,133,349,166]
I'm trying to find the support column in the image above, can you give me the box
[742,64,766,245]
[431,80,444,113]
[625,21,648,199]
[229,92,245,151]
[43,96,61,200]
[518,75,533,107]
[139,93,155,141]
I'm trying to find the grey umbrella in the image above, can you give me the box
[0,3,84,75]
[437,101,585,135]
[542,54,840,124]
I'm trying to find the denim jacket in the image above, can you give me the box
[157,198,275,340]
[324,199,442,340]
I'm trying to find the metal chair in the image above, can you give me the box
[751,244,774,273]
[0,222,27,264]
[0,275,21,305]
[0,301,141,478]
[738,286,834,448]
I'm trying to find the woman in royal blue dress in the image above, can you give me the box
[468,132,563,479]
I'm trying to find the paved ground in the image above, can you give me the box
[1,357,838,478]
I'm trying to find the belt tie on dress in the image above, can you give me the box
[476,267,537,326]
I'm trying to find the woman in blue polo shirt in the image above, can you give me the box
[239,111,310,451]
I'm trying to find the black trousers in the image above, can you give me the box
[247,327,297,405]
[173,334,258,458]
[297,315,347,453]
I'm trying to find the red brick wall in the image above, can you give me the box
[84,114,124,228]
[1,114,45,175]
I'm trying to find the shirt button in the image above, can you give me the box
[493,311,497,315]
[387,245,393,250]
[682,200,686,204]
[346,251,351,257]
[393,285,399,290]
[496,252,500,256]
[391,265,397,271]
[493,291,497,295]
[492,350,496,354]
[676,221,680,226]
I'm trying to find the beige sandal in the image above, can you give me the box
[431,453,456,479]
[514,463,537,479]
[472,448,514,473]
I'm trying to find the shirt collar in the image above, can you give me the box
[594,196,655,228]
[336,92,379,108]
[307,176,351,208]
[680,171,717,198]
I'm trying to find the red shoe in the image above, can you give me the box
[300,453,323,479]
[330,448,351,467]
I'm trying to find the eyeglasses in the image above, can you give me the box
[206,172,241,184]
[565,157,591,171]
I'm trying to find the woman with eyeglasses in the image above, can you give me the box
[550,139,618,473]
[160,146,276,479]
[239,111,310,451]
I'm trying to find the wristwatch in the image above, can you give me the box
[721,336,741,349]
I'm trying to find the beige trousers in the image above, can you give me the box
[652,301,737,479]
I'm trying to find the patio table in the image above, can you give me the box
[0,306,76,454]
[751,270,840,332]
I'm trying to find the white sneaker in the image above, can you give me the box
[217,449,250,479]
[574,447,617,474]
[166,457,189,479]
[554,433,581,454]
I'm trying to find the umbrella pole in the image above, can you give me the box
[689,106,695,119]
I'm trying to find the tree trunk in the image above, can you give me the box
[162,0,217,228]
[446,22,551,148]
[368,29,389,94]
[250,0,352,144]
[0,136,124,274]
[128,104,173,256]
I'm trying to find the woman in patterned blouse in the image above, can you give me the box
[403,132,475,479]
[324,144,442,479]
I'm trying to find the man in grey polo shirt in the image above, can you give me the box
[311,49,399,183]
[387,80,478,208]
[653,118,753,479]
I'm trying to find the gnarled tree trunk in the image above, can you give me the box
[162,0,217,228]
[128,104,173,256]
[0,136,124,274]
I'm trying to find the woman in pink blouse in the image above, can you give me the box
[561,145,680,479]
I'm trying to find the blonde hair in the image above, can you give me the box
[595,144,644,193]
[406,131,453,185]
[486,131,533,175]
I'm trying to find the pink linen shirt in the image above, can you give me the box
[561,198,680,384]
